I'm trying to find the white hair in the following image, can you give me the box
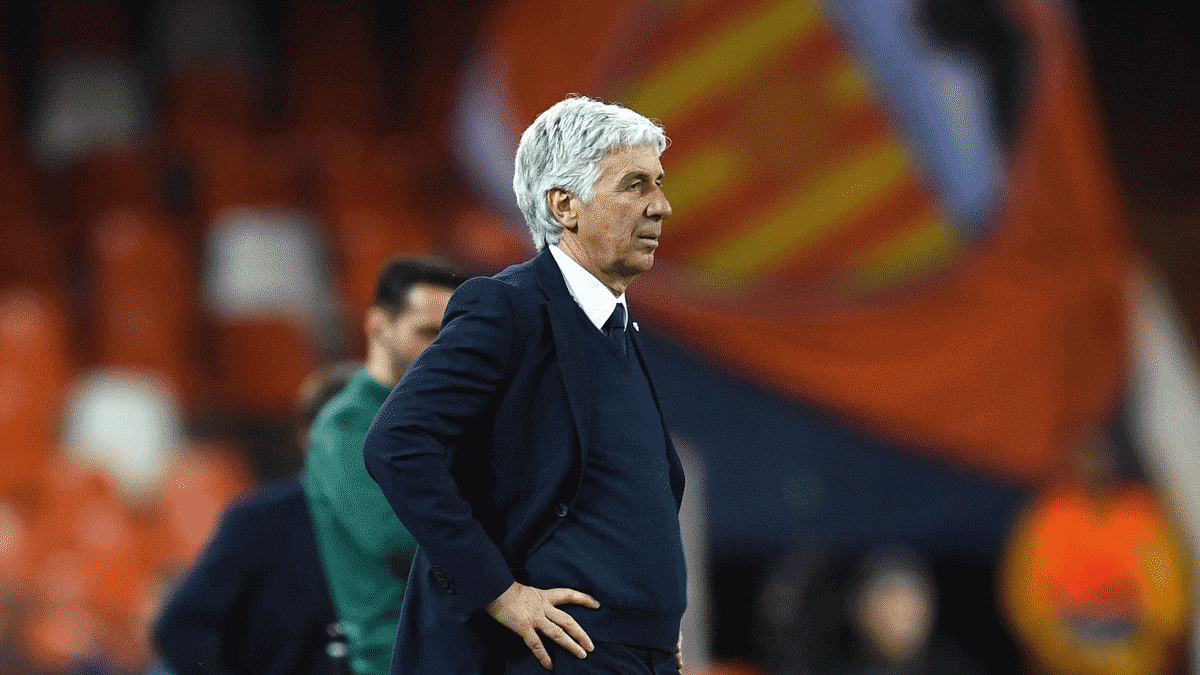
[512,96,669,250]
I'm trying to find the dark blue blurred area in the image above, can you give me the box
[641,326,1028,556]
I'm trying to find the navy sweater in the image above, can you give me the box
[523,305,687,651]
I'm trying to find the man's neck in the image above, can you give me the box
[554,239,631,297]
[366,346,403,388]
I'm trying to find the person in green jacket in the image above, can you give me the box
[305,256,464,675]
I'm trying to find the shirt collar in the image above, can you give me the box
[549,244,627,332]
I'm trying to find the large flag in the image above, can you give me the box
[456,0,1128,481]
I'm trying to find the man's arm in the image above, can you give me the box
[363,278,597,668]
[152,508,252,675]
[363,277,519,612]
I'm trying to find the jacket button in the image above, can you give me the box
[555,503,569,517]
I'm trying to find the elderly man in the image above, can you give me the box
[364,96,685,674]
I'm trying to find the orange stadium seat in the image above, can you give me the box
[280,0,385,141]
[190,130,293,223]
[213,319,319,416]
[33,0,126,59]
[21,599,105,673]
[0,207,66,292]
[313,131,436,344]
[0,289,74,495]
[201,206,337,414]
[61,152,157,231]
[0,71,62,289]
[27,459,122,558]
[161,67,259,157]
[0,497,34,589]
[333,204,435,330]
[286,58,383,139]
[89,207,198,403]
[450,206,535,274]
[152,441,251,568]
[20,458,151,660]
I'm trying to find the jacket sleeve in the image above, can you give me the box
[363,276,519,616]
[152,507,252,675]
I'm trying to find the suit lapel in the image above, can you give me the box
[534,250,685,508]
[534,250,598,468]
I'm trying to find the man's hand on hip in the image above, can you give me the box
[485,581,600,670]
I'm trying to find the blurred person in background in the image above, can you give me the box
[151,362,357,675]
[759,547,983,675]
[305,256,465,675]
[999,432,1191,675]
[363,96,685,675]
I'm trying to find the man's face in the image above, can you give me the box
[570,145,671,281]
[376,283,455,382]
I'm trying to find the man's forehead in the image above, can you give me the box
[600,145,663,176]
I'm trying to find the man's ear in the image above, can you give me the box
[547,188,578,231]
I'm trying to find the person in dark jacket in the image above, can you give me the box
[363,96,685,674]
[152,364,356,675]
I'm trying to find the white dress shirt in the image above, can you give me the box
[548,244,627,333]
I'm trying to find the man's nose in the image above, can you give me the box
[646,187,672,220]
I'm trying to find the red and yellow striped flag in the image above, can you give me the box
[478,0,1128,480]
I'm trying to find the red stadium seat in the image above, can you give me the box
[281,1,380,117]
[89,207,199,404]
[33,0,126,59]
[161,67,260,158]
[0,290,74,495]
[191,130,292,223]
[152,441,251,568]
[213,319,318,416]
[333,204,435,334]
[201,206,333,414]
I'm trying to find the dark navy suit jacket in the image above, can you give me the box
[363,248,685,674]
[153,477,337,675]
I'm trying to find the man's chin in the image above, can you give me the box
[624,255,655,276]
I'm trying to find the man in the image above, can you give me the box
[153,363,356,675]
[364,96,686,674]
[306,257,465,675]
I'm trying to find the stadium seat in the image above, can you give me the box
[61,369,185,503]
[152,441,251,568]
[0,498,32,588]
[89,207,198,403]
[0,289,73,495]
[278,0,388,143]
[201,206,337,414]
[60,151,157,231]
[190,129,292,223]
[26,55,149,171]
[332,204,435,331]
[21,598,104,673]
[33,0,126,59]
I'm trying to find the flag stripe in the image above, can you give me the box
[625,0,823,119]
[687,139,914,285]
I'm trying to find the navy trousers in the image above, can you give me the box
[499,641,678,675]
